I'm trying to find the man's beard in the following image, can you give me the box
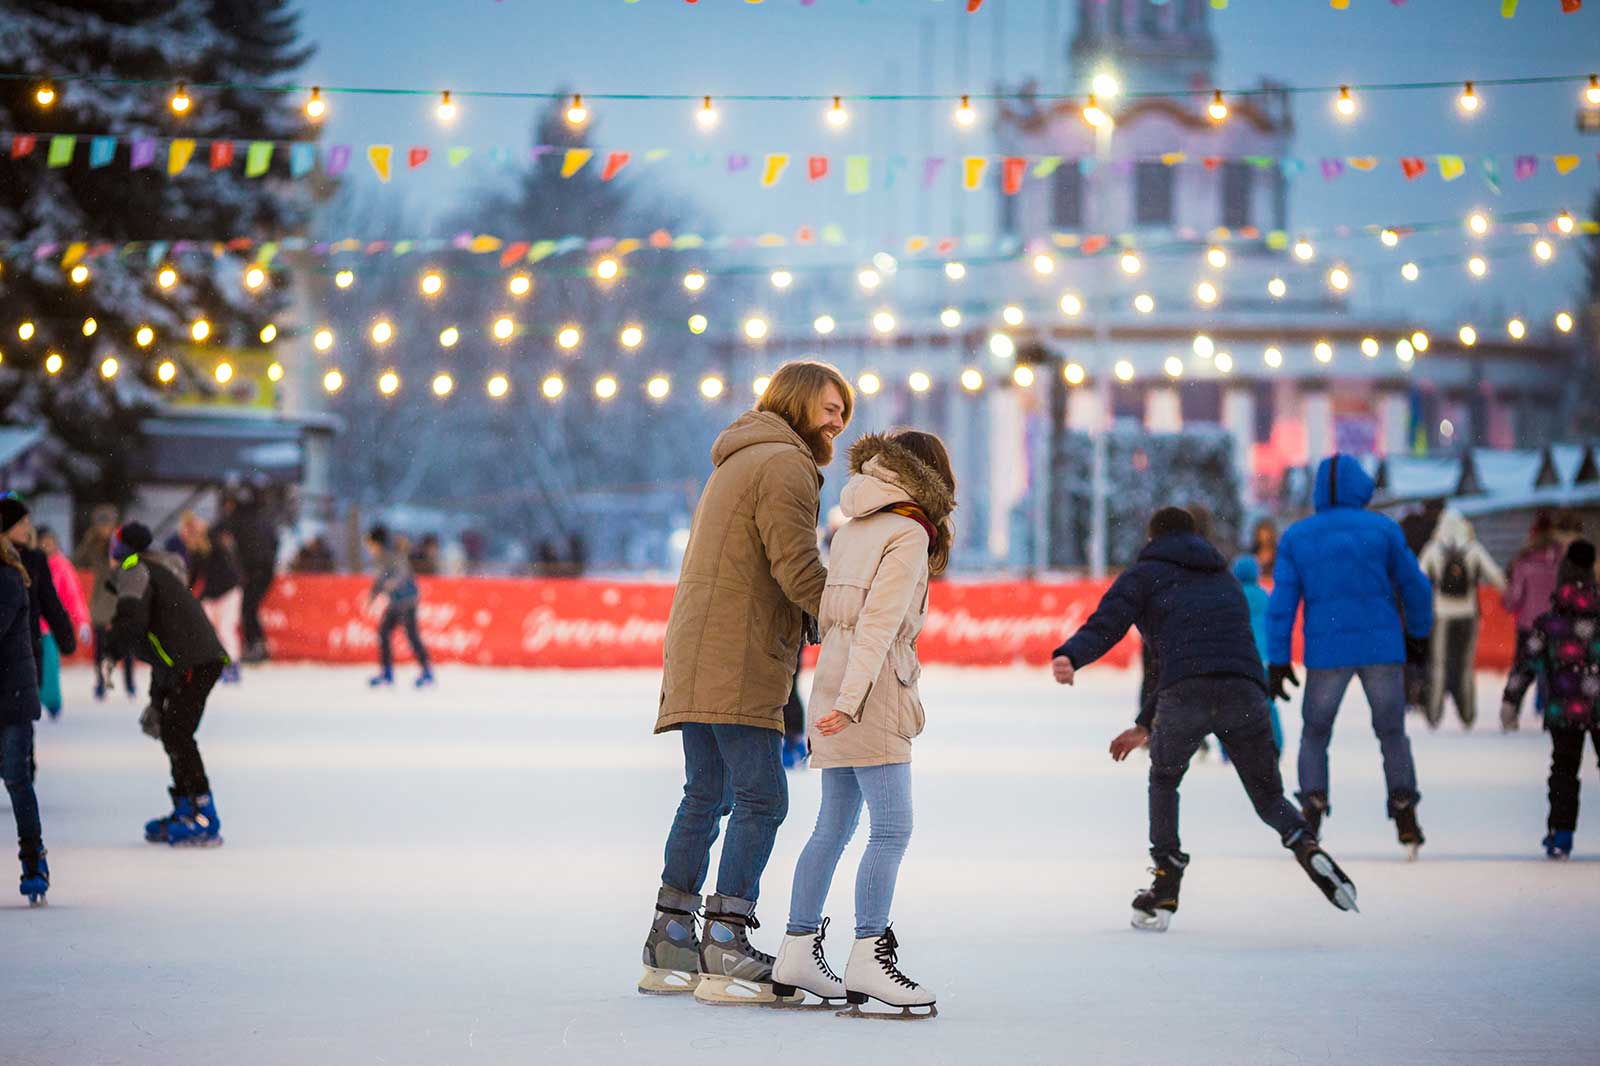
[800,423,834,466]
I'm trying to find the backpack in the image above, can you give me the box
[1438,545,1472,598]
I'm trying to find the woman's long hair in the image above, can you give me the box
[887,429,957,577]
[0,537,31,587]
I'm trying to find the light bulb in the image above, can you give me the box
[306,87,326,120]
[1508,318,1526,340]
[1468,256,1487,278]
[1063,362,1086,386]
[1112,360,1136,382]
[1206,246,1228,269]
[872,311,896,335]
[857,268,881,290]
[492,316,515,340]
[1082,94,1110,128]
[190,319,210,342]
[688,315,709,335]
[620,325,644,349]
[1314,341,1333,363]
[35,83,55,108]
[378,370,400,395]
[1328,267,1350,292]
[647,376,671,400]
[17,322,33,341]
[1032,253,1056,275]
[1164,356,1184,379]
[683,270,707,292]
[1457,81,1479,114]
[813,314,836,336]
[1267,277,1287,299]
[1091,72,1121,99]
[1293,239,1315,262]
[1534,240,1554,262]
[542,374,565,400]
[313,328,334,352]
[1380,229,1399,248]
[1120,251,1142,275]
[370,320,393,345]
[81,317,97,337]
[420,271,443,296]
[944,261,966,281]
[157,360,177,383]
[1133,293,1155,314]
[1401,261,1420,282]
[69,264,90,285]
[770,269,793,290]
[170,83,191,114]
[488,374,511,399]
[1059,293,1083,316]
[157,266,179,289]
[439,327,459,348]
[214,362,234,385]
[1361,337,1379,358]
[595,257,619,281]
[267,362,283,382]
[244,266,267,291]
[100,357,118,379]
[1468,211,1490,236]
[1196,281,1219,304]
[1193,334,1215,359]
[1207,90,1228,123]
[1411,330,1430,352]
[858,372,882,396]
[1458,325,1477,347]
[826,96,848,128]
[44,352,63,375]
[1556,210,1575,235]
[436,91,457,122]
[1334,85,1356,118]
[1264,347,1283,369]
[908,371,932,393]
[696,96,719,129]
[505,273,531,297]
[699,376,725,400]
[1012,365,1036,388]
[335,269,354,289]
[1396,339,1415,362]
[1586,75,1600,106]
[1002,305,1025,327]
[558,326,582,350]
[954,94,976,128]
[136,325,155,347]
[1215,352,1234,374]
[1556,311,1574,333]
[751,377,771,398]
[322,369,343,393]
[941,307,963,328]
[988,333,1015,360]
[593,375,617,400]
[433,373,455,397]
[955,367,983,393]
[743,316,768,341]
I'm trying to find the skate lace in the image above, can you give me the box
[812,917,842,982]
[873,928,917,989]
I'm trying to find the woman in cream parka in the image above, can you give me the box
[771,429,954,1018]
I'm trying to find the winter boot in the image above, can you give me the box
[638,885,702,995]
[166,794,223,847]
[1300,792,1329,841]
[1289,832,1359,912]
[772,916,847,1006]
[19,843,48,906]
[144,788,187,844]
[1543,830,1574,860]
[1131,850,1188,931]
[693,894,799,1006]
[840,927,937,1019]
[368,670,394,688]
[1389,793,1424,860]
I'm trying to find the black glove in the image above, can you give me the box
[1267,663,1300,702]
[1405,636,1429,667]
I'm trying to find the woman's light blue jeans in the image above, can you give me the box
[787,763,913,940]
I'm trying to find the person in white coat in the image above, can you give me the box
[771,430,954,1019]
[1417,510,1506,728]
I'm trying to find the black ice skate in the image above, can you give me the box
[638,886,702,995]
[1300,791,1329,840]
[1130,850,1188,932]
[693,894,801,1006]
[1389,793,1425,860]
[1290,833,1359,913]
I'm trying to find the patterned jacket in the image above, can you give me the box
[1502,579,1600,731]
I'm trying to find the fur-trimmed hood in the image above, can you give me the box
[840,433,956,523]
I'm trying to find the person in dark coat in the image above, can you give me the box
[218,488,279,663]
[0,535,49,902]
[105,523,228,847]
[1050,506,1357,930]
[1,493,78,676]
[366,525,434,688]
[1501,540,1600,859]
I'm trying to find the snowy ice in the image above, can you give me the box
[3,663,1596,1065]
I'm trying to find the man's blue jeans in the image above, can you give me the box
[1,722,41,849]
[661,723,788,905]
[1297,663,1419,810]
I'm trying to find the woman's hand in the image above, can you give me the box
[816,710,853,736]
[1109,726,1150,762]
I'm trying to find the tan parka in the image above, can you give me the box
[807,435,954,769]
[654,411,828,734]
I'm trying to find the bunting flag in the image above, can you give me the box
[1031,156,1061,178]
[1002,156,1027,196]
[727,153,750,174]
[326,144,352,176]
[560,148,592,178]
[290,143,317,178]
[89,136,116,169]
[368,144,393,183]
[448,146,471,167]
[1320,158,1344,180]
[601,151,631,181]
[1483,156,1502,194]
[46,135,75,168]
[963,156,987,190]
[845,155,870,194]
[761,153,789,187]
[209,141,234,170]
[245,141,273,177]
[1347,156,1379,171]
[808,155,829,181]
[1400,157,1426,180]
[408,146,430,170]
[922,156,946,188]
[168,139,196,175]
[1554,154,1581,174]
[1514,155,1537,181]
[1437,155,1465,181]
[10,134,36,159]
[131,138,156,169]
[884,155,906,190]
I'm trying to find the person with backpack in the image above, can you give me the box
[1502,511,1564,728]
[1417,510,1505,729]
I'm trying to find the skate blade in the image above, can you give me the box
[693,975,802,1007]
[25,894,46,907]
[1404,843,1420,862]
[836,1003,938,1021]
[169,836,224,849]
[770,985,848,1010]
[1309,853,1360,913]
[1130,909,1171,932]
[637,966,699,995]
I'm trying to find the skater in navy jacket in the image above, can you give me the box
[0,536,49,903]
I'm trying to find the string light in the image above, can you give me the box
[1012,365,1036,388]
[35,83,55,108]
[190,319,210,342]
[1396,339,1415,363]
[960,368,984,392]
[1467,211,1490,236]
[593,375,617,400]
[1267,277,1287,299]
[908,371,932,393]
[558,325,582,349]
[1205,246,1227,269]
[432,372,455,397]
[17,322,33,341]
[696,95,718,129]
[44,352,63,376]
[69,264,90,285]
[335,269,355,289]
[944,261,966,281]
[420,271,443,296]
[1458,325,1477,346]
[136,325,155,347]
[99,357,118,380]
[244,266,267,291]
[1508,318,1526,340]
[647,375,671,400]
[620,325,644,349]
[988,333,1015,359]
[1107,359,1136,383]
[1534,239,1554,262]
[1163,356,1183,379]
[1401,262,1420,282]
[1032,253,1055,275]
[1334,85,1356,118]
[1556,210,1575,235]
[826,95,849,128]
[1587,75,1600,106]
[1092,71,1121,98]
[1082,94,1110,128]
[858,372,882,396]
[1314,341,1333,363]
[157,360,177,383]
[688,314,708,335]
[1193,335,1215,358]
[1002,304,1025,326]
[1361,337,1379,358]
[436,91,457,122]
[751,376,770,398]
[813,314,836,335]
[1556,311,1574,333]
[267,362,283,382]
[857,268,881,290]
[743,316,768,341]
[323,369,343,393]
[1059,293,1083,316]
[439,326,459,348]
[371,320,394,345]
[313,328,334,352]
[1214,352,1234,374]
[700,376,725,400]
[1063,362,1086,386]
[169,82,191,114]
[954,94,976,127]
[1133,293,1155,314]
[941,307,963,328]
[770,269,793,290]
[1411,330,1430,352]
[487,373,511,398]
[214,362,234,385]
[542,374,565,400]
[81,317,97,337]
[492,316,515,340]
[1208,90,1229,123]
[683,270,707,292]
[1264,347,1284,369]
[305,87,326,120]
[1467,256,1488,278]
[595,257,620,281]
[1293,239,1315,262]
[1457,81,1479,114]
[378,370,400,396]
[1380,228,1400,248]
[1195,281,1219,304]
[1120,251,1142,275]
[157,266,179,289]
[872,310,896,335]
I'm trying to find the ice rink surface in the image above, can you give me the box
[3,663,1595,1066]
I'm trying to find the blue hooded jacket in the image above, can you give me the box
[1232,555,1270,664]
[1055,531,1267,729]
[1268,454,1433,669]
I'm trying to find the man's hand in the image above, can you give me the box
[1267,663,1300,702]
[816,710,853,736]
[1405,636,1429,668]
[1109,726,1150,762]
[1051,656,1076,686]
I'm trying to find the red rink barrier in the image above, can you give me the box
[216,575,1521,672]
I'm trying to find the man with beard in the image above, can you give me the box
[640,360,852,1006]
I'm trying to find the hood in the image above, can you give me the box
[839,434,956,522]
[1313,454,1375,513]
[1430,510,1474,548]
[1551,580,1600,618]
[710,410,819,483]
[1139,531,1227,573]
[1232,555,1260,584]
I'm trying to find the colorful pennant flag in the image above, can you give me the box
[808,155,829,181]
[1347,156,1378,171]
[88,136,116,169]
[601,151,631,181]
[1514,155,1537,180]
[1320,158,1344,180]
[368,145,393,183]
[923,157,946,188]
[408,146,430,170]
[209,141,235,170]
[327,144,352,176]
[761,153,789,187]
[1031,156,1062,178]
[46,135,75,168]
[10,135,36,159]
[168,139,196,175]
[845,155,870,194]
[1399,157,1426,180]
[1483,156,1502,194]
[1437,155,1465,181]
[290,143,317,178]
[448,146,471,167]
[1554,154,1581,174]
[1002,156,1027,196]
[245,141,273,177]
[131,138,156,169]
[963,156,988,190]
[561,148,593,178]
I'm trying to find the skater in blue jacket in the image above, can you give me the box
[1232,555,1284,757]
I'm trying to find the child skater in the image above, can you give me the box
[1231,555,1284,757]
[1501,540,1600,859]
[365,526,434,689]
[772,431,953,1019]
[1050,506,1358,931]
[0,536,49,903]
[35,526,90,719]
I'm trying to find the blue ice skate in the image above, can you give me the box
[167,794,223,847]
[369,670,394,688]
[145,788,187,843]
[1543,831,1573,860]
[414,669,435,689]
[19,848,48,906]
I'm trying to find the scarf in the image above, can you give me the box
[882,502,939,554]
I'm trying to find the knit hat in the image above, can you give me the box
[1557,539,1597,586]
[110,521,153,562]
[0,493,28,533]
